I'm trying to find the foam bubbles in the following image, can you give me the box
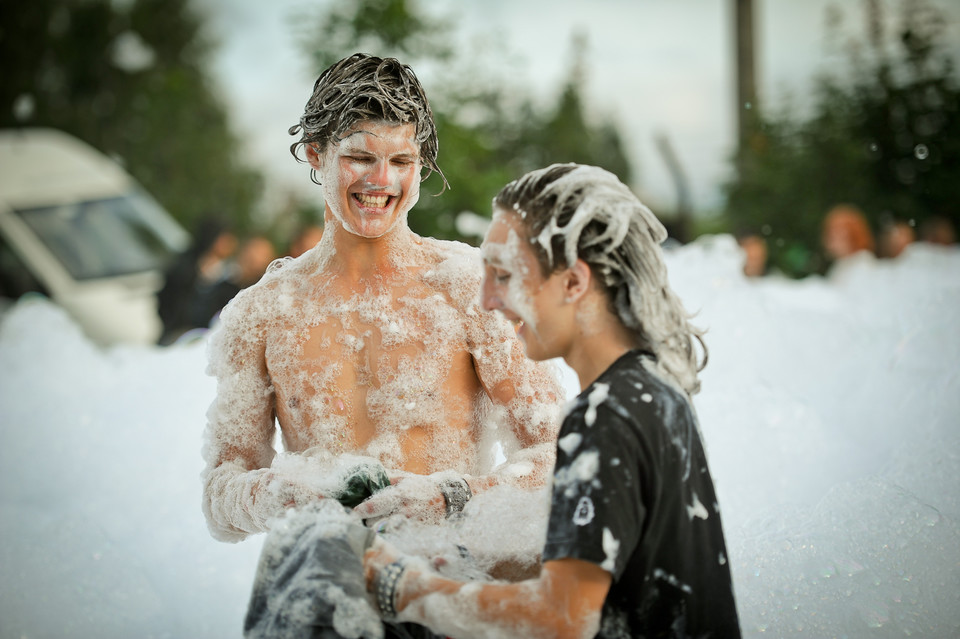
[554,449,601,498]
[601,527,619,572]
[382,483,551,580]
[1,236,958,637]
[201,228,563,539]
[558,432,583,455]
[669,238,960,637]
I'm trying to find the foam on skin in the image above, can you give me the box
[315,120,422,240]
[480,209,568,361]
[480,215,537,330]
[201,220,563,542]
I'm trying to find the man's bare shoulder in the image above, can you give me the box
[216,255,310,331]
[416,237,484,306]
[413,237,525,353]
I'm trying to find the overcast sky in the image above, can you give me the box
[194,0,960,218]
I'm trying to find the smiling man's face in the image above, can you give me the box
[308,120,422,239]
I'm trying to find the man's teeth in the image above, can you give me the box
[356,193,390,207]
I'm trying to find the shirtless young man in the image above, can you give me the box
[201,54,562,543]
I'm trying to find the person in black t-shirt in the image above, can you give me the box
[544,350,738,636]
[363,163,741,638]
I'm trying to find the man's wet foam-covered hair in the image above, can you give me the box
[493,163,707,395]
[289,53,447,189]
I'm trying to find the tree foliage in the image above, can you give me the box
[0,0,262,234]
[298,0,453,73]
[292,0,634,244]
[723,0,960,277]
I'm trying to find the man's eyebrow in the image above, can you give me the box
[480,243,508,265]
[337,132,419,157]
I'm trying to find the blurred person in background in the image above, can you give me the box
[233,235,278,286]
[919,215,956,246]
[736,231,769,277]
[156,216,237,345]
[821,204,876,264]
[877,218,916,259]
[194,234,278,329]
[287,223,325,257]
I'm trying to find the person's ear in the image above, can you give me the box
[564,259,593,303]
[305,143,324,172]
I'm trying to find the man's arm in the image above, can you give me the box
[200,291,281,541]
[469,309,565,493]
[364,543,610,639]
[201,285,355,540]
[203,282,394,540]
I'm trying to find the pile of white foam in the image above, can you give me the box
[0,234,957,638]
[668,236,960,637]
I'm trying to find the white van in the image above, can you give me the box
[0,127,189,345]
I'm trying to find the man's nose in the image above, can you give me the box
[480,278,501,312]
[364,161,393,187]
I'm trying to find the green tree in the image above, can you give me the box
[296,0,452,73]
[0,0,262,234]
[292,0,633,244]
[723,0,960,277]
[521,34,632,185]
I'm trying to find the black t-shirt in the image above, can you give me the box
[542,351,741,638]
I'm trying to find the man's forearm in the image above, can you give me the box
[385,563,598,639]
[202,462,275,542]
[201,459,331,541]
[204,454,400,540]
[393,565,536,639]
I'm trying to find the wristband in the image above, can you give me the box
[439,477,472,518]
[374,560,406,619]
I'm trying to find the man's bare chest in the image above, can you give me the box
[261,288,481,459]
[263,288,478,410]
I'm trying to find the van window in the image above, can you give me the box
[13,190,188,280]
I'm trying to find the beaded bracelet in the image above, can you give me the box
[375,560,406,619]
[439,477,472,518]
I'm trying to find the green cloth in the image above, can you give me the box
[333,462,391,509]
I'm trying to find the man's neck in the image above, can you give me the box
[322,212,417,282]
[564,301,637,392]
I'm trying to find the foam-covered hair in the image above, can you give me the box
[288,53,447,189]
[493,163,707,396]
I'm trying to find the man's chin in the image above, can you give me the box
[344,217,397,239]
[520,340,548,363]
[351,208,411,239]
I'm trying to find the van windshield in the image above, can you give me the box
[14,190,188,281]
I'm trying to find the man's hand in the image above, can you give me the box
[251,470,318,510]
[354,474,446,526]
[363,536,402,591]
